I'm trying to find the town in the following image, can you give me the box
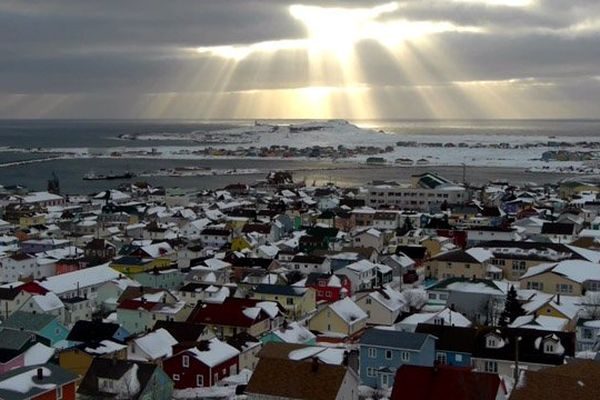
[0,170,599,400]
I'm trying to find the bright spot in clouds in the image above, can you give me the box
[195,2,482,60]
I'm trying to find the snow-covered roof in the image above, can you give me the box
[31,292,63,312]
[131,328,177,360]
[187,338,240,367]
[465,248,494,263]
[272,322,316,344]
[329,297,368,325]
[38,264,120,294]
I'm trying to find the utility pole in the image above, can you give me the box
[514,336,522,384]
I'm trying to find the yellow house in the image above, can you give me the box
[308,297,368,338]
[525,294,581,331]
[110,256,172,275]
[19,214,46,229]
[231,236,252,252]
[426,248,493,280]
[59,344,128,377]
[517,260,600,296]
[226,217,249,233]
[251,284,316,320]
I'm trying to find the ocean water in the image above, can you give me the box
[1,119,597,193]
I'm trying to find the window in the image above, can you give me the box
[286,298,294,305]
[484,361,498,373]
[367,367,376,377]
[544,342,556,353]
[368,348,377,358]
[56,386,63,400]
[486,335,502,349]
[196,375,204,387]
[183,355,190,368]
[436,352,447,365]
[400,351,410,362]
[385,350,393,360]
[173,374,180,381]
[366,298,372,304]
[455,354,463,362]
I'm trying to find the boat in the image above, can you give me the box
[83,171,136,181]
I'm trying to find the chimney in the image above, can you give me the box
[556,293,561,305]
[36,368,43,381]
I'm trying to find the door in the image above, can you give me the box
[381,373,390,389]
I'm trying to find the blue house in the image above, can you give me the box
[359,328,436,389]
[415,323,475,367]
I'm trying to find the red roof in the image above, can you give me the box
[189,300,270,328]
[19,281,49,295]
[390,365,503,400]
[118,299,158,311]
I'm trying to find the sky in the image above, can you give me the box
[1,0,600,119]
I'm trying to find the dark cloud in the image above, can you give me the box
[0,0,599,117]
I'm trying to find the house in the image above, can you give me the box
[465,226,521,245]
[355,287,408,326]
[77,358,173,400]
[188,297,284,339]
[479,241,592,280]
[0,285,33,320]
[116,291,188,335]
[352,228,385,251]
[128,328,178,363]
[426,248,495,280]
[83,238,117,263]
[59,340,128,377]
[37,263,122,302]
[305,273,352,303]
[226,331,262,370]
[245,357,359,400]
[576,319,600,351]
[261,321,317,345]
[250,284,316,319]
[396,308,473,332]
[415,324,476,367]
[152,320,215,343]
[336,260,378,292]
[541,222,578,243]
[425,277,506,325]
[1,252,39,282]
[0,328,37,374]
[471,327,575,376]
[0,364,78,400]
[2,311,69,346]
[519,260,600,295]
[509,360,600,400]
[358,328,437,389]
[287,254,331,274]
[162,338,240,388]
[389,365,506,400]
[199,228,232,248]
[308,297,368,340]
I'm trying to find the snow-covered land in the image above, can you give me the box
[2,120,600,170]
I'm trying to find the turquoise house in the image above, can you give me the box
[2,311,70,347]
[261,322,317,345]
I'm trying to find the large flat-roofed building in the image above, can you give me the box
[366,173,469,211]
